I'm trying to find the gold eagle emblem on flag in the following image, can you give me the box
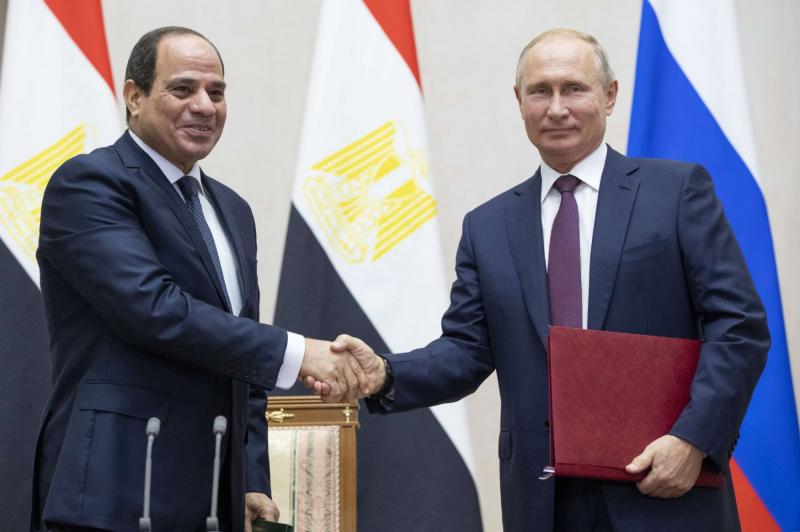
[303,120,437,263]
[0,125,86,264]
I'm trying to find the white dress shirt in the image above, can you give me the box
[540,142,607,329]
[129,131,303,388]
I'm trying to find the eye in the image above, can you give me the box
[172,86,192,97]
[208,89,225,101]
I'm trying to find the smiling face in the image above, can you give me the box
[124,33,227,173]
[514,35,617,173]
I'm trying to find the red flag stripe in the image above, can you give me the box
[730,458,781,532]
[362,0,421,88]
[43,0,115,94]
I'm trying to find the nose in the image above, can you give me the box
[188,90,215,116]
[547,93,569,120]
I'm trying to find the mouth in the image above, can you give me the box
[181,124,215,137]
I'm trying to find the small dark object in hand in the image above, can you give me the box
[251,518,293,532]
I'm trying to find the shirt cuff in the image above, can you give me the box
[275,332,304,389]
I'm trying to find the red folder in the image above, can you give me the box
[544,326,724,488]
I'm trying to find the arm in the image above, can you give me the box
[627,164,769,496]
[670,164,769,467]
[328,211,496,410]
[39,155,287,389]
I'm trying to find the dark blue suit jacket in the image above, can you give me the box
[33,132,286,531]
[376,147,769,531]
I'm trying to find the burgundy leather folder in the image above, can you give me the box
[544,326,724,488]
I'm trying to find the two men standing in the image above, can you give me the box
[32,22,767,532]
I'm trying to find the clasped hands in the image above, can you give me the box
[299,335,385,402]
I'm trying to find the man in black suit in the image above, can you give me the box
[33,27,366,531]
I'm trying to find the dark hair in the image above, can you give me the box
[124,26,225,121]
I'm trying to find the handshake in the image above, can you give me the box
[298,335,387,402]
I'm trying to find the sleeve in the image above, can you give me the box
[37,155,287,390]
[668,164,770,469]
[245,386,271,496]
[371,210,496,413]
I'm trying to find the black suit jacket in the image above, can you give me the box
[374,147,769,531]
[33,132,286,531]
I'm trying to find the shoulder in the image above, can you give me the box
[466,177,536,221]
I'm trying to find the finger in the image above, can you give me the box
[636,471,658,496]
[347,353,371,395]
[303,375,316,390]
[342,361,360,401]
[244,514,253,532]
[626,446,655,474]
[261,502,279,522]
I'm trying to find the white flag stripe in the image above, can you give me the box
[292,0,475,474]
[649,0,761,182]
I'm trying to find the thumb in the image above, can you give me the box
[626,445,655,473]
[331,334,356,352]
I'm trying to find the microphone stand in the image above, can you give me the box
[139,417,160,532]
[206,415,227,532]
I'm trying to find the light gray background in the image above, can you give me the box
[2,1,797,529]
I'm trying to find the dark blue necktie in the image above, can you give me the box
[177,175,232,311]
[548,174,582,328]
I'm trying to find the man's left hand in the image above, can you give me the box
[245,492,279,532]
[625,434,705,498]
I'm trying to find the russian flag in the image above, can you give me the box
[0,0,119,529]
[628,1,800,530]
[273,0,482,529]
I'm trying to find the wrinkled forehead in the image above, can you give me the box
[520,36,601,83]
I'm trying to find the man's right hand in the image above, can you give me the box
[299,338,369,402]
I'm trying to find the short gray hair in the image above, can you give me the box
[514,29,615,89]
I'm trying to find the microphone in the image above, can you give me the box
[139,417,161,532]
[206,415,227,532]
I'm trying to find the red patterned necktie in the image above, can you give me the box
[548,174,581,328]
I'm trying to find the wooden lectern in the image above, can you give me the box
[266,396,359,532]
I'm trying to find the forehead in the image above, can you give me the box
[520,36,600,84]
[154,34,224,80]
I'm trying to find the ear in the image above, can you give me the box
[123,79,143,120]
[514,85,523,117]
[605,80,618,116]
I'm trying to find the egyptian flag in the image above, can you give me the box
[273,0,482,529]
[0,1,119,528]
[628,1,800,529]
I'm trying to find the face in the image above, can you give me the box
[514,36,617,173]
[124,34,227,173]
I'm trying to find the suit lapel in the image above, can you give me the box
[114,132,231,311]
[588,147,640,330]
[203,174,253,315]
[506,172,550,348]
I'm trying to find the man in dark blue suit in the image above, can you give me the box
[322,29,769,531]
[33,27,365,532]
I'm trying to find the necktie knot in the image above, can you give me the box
[178,175,201,203]
[554,174,580,194]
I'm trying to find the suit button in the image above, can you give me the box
[544,419,550,429]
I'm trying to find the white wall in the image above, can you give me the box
[3,1,796,529]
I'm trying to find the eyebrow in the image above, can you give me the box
[166,77,227,90]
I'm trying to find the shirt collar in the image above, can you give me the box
[128,129,204,193]
[540,142,607,203]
